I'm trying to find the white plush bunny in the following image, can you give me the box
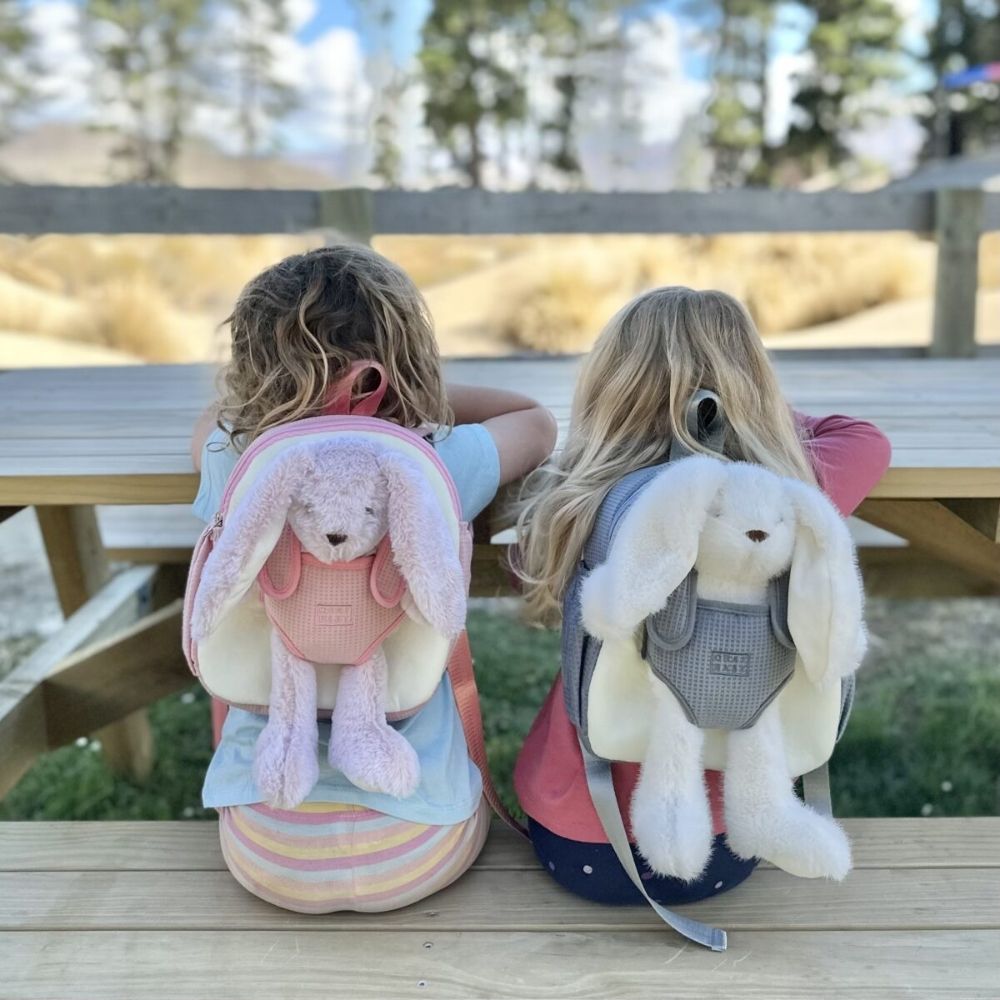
[581,455,866,883]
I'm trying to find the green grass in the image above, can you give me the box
[2,610,997,821]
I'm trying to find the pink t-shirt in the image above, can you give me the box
[513,413,893,843]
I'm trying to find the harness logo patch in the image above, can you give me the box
[709,650,751,677]
[315,605,353,627]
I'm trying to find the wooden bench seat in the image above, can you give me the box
[1,817,997,998]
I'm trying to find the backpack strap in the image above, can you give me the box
[324,360,389,417]
[447,632,528,838]
[579,735,728,951]
[801,762,833,817]
[668,389,727,462]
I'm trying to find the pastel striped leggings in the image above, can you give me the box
[218,798,490,913]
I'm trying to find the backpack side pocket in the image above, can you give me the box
[182,522,216,677]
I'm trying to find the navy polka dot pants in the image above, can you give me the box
[527,818,758,906]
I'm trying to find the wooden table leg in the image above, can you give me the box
[855,498,1000,588]
[35,506,155,782]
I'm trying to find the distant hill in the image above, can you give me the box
[0,123,346,189]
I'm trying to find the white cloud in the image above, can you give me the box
[24,0,93,120]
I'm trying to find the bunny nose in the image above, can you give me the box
[326,533,347,547]
[746,530,769,543]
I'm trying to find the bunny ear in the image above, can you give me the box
[581,455,728,642]
[380,451,466,638]
[191,449,300,639]
[785,479,867,687]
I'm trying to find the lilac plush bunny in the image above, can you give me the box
[190,437,467,809]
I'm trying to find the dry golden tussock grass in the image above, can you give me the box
[0,230,994,362]
[500,233,940,352]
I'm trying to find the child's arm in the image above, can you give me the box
[795,412,892,516]
[190,405,220,472]
[448,383,558,486]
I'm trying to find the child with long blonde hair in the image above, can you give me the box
[513,286,891,905]
[191,244,556,912]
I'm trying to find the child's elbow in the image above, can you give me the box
[537,405,559,457]
[523,405,559,472]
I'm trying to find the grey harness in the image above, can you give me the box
[643,571,796,731]
[563,391,852,951]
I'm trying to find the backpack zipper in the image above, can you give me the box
[218,416,461,516]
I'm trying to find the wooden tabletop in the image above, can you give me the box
[0,359,999,505]
[1,818,998,999]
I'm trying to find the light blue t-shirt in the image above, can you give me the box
[196,423,501,825]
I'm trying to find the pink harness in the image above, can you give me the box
[256,361,409,666]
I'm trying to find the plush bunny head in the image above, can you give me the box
[581,454,866,687]
[282,442,390,563]
[191,435,467,641]
[694,462,797,590]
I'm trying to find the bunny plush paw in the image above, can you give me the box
[630,783,714,882]
[329,723,420,799]
[580,568,635,643]
[726,802,852,881]
[253,720,320,810]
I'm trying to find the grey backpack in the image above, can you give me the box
[562,391,854,951]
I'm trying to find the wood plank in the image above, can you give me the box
[859,546,1000,597]
[2,867,997,932]
[34,506,154,781]
[941,498,1000,543]
[931,188,983,358]
[1,818,997,873]
[35,507,110,616]
[0,567,158,798]
[856,499,1000,583]
[42,602,190,748]
[375,188,941,234]
[0,186,370,238]
[2,360,1000,504]
[2,930,996,1000]
[0,185,952,235]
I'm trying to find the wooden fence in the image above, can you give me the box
[1,185,998,356]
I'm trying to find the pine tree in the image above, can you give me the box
[226,0,298,157]
[532,0,632,186]
[782,0,905,177]
[0,0,37,140]
[923,0,1000,158]
[687,0,776,187]
[418,0,532,187]
[83,0,210,182]
[354,1,404,187]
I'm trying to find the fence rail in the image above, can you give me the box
[1,184,997,355]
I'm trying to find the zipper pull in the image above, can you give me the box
[211,512,224,540]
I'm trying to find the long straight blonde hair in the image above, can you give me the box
[514,286,815,626]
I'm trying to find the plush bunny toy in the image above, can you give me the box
[581,455,866,883]
[190,437,467,809]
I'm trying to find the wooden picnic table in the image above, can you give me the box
[0,358,999,998]
[1,817,999,998]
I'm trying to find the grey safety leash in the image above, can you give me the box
[580,737,728,952]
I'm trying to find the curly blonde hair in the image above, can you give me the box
[513,286,816,626]
[218,245,451,448]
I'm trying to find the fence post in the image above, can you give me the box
[931,188,982,357]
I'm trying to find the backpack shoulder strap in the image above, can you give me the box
[579,735,727,951]
[447,632,528,838]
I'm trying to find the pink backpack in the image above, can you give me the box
[183,362,479,808]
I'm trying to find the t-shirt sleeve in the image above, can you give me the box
[192,425,240,523]
[435,424,502,522]
[795,411,893,516]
